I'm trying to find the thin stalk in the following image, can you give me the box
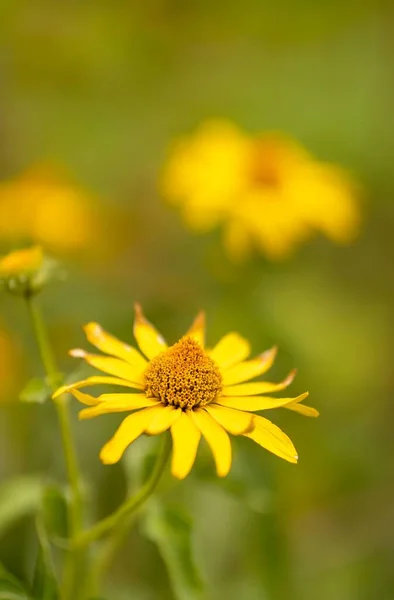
[25,294,83,600]
[75,433,171,550]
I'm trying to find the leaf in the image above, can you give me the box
[0,476,43,538]
[142,502,203,600]
[19,378,52,404]
[0,564,32,600]
[41,485,69,540]
[32,514,59,600]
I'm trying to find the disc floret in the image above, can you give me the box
[144,336,222,410]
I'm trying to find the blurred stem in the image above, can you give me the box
[76,433,171,551]
[25,294,83,600]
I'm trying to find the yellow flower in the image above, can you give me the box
[0,164,99,256]
[0,246,43,277]
[161,120,360,261]
[54,305,318,479]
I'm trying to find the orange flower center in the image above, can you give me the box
[144,336,222,410]
[250,139,285,189]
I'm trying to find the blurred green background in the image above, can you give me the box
[1,1,394,599]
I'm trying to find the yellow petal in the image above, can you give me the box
[205,404,254,435]
[99,407,156,464]
[171,412,201,479]
[244,415,298,463]
[208,332,251,369]
[285,402,319,417]
[222,347,278,386]
[223,369,296,397]
[133,303,167,359]
[69,349,146,385]
[217,392,309,412]
[78,394,159,420]
[191,409,232,477]
[186,311,206,347]
[69,389,101,406]
[52,375,140,399]
[84,322,147,369]
[145,405,181,435]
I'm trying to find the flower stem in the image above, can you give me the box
[75,433,171,550]
[25,294,83,599]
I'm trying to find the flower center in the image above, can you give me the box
[144,336,222,410]
[250,139,284,189]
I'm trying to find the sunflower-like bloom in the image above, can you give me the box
[54,305,318,479]
[161,120,360,261]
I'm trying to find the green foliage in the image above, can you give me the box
[41,485,69,540]
[31,539,58,600]
[19,378,52,404]
[0,477,43,538]
[0,564,32,600]
[142,502,203,600]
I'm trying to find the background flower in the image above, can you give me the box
[162,121,361,261]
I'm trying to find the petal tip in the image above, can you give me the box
[217,468,231,478]
[134,302,144,320]
[195,310,206,324]
[84,322,103,336]
[69,348,86,358]
[99,447,117,465]
[171,469,188,480]
[261,346,278,361]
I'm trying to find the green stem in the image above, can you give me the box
[75,433,171,551]
[25,294,83,599]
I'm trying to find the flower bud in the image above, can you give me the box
[0,246,63,296]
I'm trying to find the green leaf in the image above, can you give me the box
[19,378,52,404]
[0,564,32,600]
[41,485,69,540]
[32,518,58,600]
[142,502,203,600]
[0,476,43,538]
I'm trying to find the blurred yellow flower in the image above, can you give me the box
[54,305,317,479]
[161,120,360,260]
[0,246,43,277]
[0,165,99,256]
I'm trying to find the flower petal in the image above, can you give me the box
[133,303,167,359]
[285,401,319,417]
[205,404,254,435]
[84,322,147,369]
[171,412,201,479]
[78,394,159,420]
[69,389,101,406]
[223,369,296,396]
[69,350,146,385]
[208,332,251,369]
[145,405,181,435]
[186,311,206,347]
[99,406,158,464]
[217,392,309,412]
[52,375,141,399]
[221,347,278,386]
[244,415,298,463]
[191,409,232,477]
